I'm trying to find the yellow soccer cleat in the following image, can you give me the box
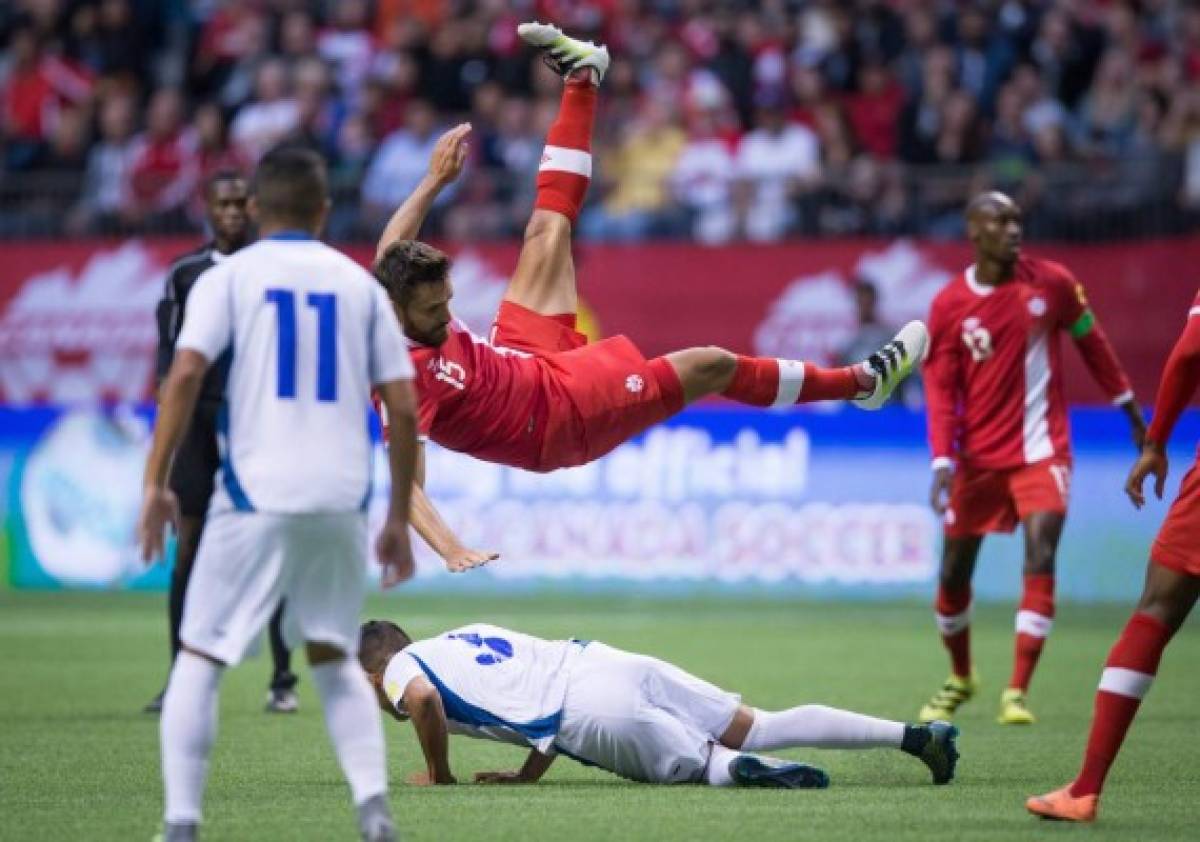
[998,688,1036,725]
[1026,784,1098,822]
[918,672,979,723]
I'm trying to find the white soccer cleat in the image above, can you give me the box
[518,21,610,84]
[852,319,929,410]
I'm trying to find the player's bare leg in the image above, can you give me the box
[503,23,609,320]
[918,536,983,722]
[715,702,960,786]
[306,641,396,842]
[1002,511,1065,724]
[1027,564,1198,821]
[663,318,928,410]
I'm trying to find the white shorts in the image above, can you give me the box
[180,510,367,666]
[554,643,741,784]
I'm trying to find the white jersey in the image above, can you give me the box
[176,232,412,514]
[382,624,586,753]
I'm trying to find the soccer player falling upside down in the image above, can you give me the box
[372,22,928,573]
[918,191,1146,726]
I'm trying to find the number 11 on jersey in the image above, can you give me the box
[265,288,338,401]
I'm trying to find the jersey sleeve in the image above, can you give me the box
[382,652,425,713]
[923,292,962,469]
[1146,293,1200,447]
[368,284,414,386]
[175,263,233,363]
[1052,263,1133,404]
[154,268,182,385]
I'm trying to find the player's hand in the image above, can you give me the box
[376,519,416,589]
[137,487,180,565]
[929,467,953,514]
[426,122,471,188]
[473,770,532,785]
[443,546,499,573]
[1125,443,1168,509]
[407,770,456,786]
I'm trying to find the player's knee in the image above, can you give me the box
[306,641,347,665]
[690,347,737,391]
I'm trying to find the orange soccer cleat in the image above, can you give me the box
[1025,784,1099,822]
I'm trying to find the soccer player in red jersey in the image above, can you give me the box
[918,192,1146,726]
[371,22,928,572]
[1026,292,1200,822]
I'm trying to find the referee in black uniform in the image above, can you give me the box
[143,170,298,714]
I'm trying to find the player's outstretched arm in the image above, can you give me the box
[403,676,457,785]
[374,123,471,263]
[137,349,209,562]
[474,749,556,785]
[376,378,419,588]
[411,442,500,573]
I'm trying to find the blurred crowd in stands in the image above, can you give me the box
[3,0,1200,242]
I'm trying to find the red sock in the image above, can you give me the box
[721,357,862,406]
[1070,612,1174,797]
[935,584,972,678]
[1009,574,1055,692]
[535,77,596,224]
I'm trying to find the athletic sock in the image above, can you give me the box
[741,705,905,751]
[161,651,223,824]
[705,743,738,787]
[720,356,864,406]
[311,657,388,806]
[1009,574,1055,692]
[535,73,596,225]
[1070,612,1174,797]
[935,584,973,679]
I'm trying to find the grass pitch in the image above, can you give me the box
[1,592,1197,841]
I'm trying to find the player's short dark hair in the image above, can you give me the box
[358,619,413,674]
[374,240,451,306]
[205,168,246,198]
[252,145,328,228]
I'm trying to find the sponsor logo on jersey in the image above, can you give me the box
[625,374,644,393]
[1028,296,1047,317]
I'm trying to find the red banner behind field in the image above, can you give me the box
[0,237,1193,406]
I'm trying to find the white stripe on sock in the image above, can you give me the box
[539,145,592,177]
[1098,667,1154,699]
[771,360,805,407]
[1015,610,1054,638]
[936,605,972,635]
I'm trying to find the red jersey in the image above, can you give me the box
[406,318,551,470]
[925,256,1132,471]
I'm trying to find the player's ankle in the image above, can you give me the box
[853,363,875,396]
[567,67,599,86]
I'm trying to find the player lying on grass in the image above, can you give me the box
[371,22,928,573]
[357,619,959,790]
[1026,282,1200,823]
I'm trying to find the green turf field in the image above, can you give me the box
[1,592,1197,841]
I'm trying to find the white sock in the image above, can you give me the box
[161,651,223,824]
[742,705,905,751]
[704,743,739,787]
[311,657,388,806]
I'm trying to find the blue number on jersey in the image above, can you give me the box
[448,633,514,666]
[265,289,338,402]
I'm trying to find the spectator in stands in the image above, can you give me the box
[361,98,445,232]
[318,0,375,106]
[2,25,92,171]
[230,57,298,162]
[734,97,820,241]
[1071,49,1138,159]
[671,101,738,245]
[581,99,688,241]
[72,93,136,234]
[845,56,904,160]
[122,87,197,229]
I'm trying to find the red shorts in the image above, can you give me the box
[944,458,1071,538]
[490,301,684,471]
[1150,458,1200,577]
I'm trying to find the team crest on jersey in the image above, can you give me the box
[1028,296,1047,317]
[961,317,993,362]
[625,374,645,393]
